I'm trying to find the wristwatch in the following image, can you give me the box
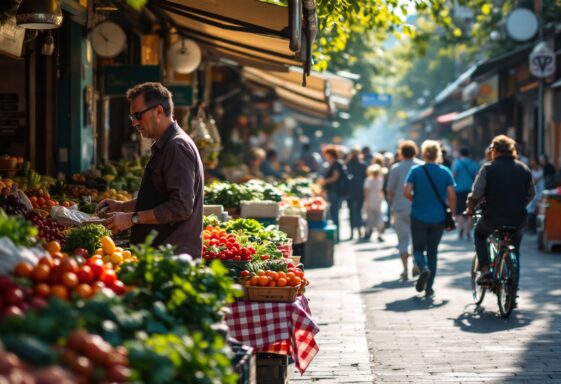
[131,212,140,225]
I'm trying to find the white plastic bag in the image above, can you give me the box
[50,205,92,227]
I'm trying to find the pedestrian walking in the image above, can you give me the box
[96,82,204,257]
[527,157,544,233]
[452,147,479,240]
[363,164,385,241]
[540,155,556,189]
[318,145,345,242]
[386,140,423,280]
[404,140,456,296]
[346,148,367,240]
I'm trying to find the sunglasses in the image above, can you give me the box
[129,104,159,122]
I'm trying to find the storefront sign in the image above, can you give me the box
[0,18,25,58]
[476,75,498,105]
[360,92,392,108]
[104,65,161,95]
[168,85,193,107]
[529,43,556,79]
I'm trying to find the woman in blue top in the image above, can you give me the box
[452,147,479,240]
[404,140,456,296]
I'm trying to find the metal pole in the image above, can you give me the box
[537,0,545,156]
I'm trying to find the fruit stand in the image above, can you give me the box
[0,164,322,383]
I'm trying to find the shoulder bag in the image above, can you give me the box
[422,165,456,231]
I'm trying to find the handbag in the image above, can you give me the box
[421,166,456,231]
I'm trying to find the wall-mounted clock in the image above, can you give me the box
[90,21,126,58]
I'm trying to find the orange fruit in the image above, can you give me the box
[258,276,269,287]
[277,271,286,279]
[268,280,277,287]
[50,285,69,300]
[289,276,302,287]
[62,272,79,289]
[277,278,287,287]
[76,284,93,299]
[45,241,61,254]
[250,276,259,286]
[14,262,34,278]
[257,270,265,276]
[286,272,296,280]
[31,264,51,282]
[35,283,51,298]
[269,271,278,281]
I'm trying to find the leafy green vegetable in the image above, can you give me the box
[0,209,38,247]
[63,224,111,255]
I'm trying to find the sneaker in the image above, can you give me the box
[412,264,420,277]
[416,269,431,292]
[425,288,435,297]
[476,270,493,285]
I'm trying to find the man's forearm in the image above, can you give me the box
[122,198,137,213]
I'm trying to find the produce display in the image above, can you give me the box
[25,211,66,244]
[204,179,283,209]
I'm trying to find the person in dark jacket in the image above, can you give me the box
[346,148,367,240]
[319,145,344,242]
[466,135,535,287]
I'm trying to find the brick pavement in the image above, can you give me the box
[289,218,561,383]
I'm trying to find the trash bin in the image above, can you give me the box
[537,188,561,252]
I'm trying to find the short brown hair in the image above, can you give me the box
[322,145,339,160]
[398,140,418,159]
[490,135,517,156]
[126,82,173,117]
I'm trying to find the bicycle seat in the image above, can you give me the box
[497,225,518,233]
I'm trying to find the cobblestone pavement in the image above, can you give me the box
[289,218,561,383]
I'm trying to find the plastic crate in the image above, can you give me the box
[307,219,328,229]
[241,201,280,218]
[256,353,288,384]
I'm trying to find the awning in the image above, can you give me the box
[151,0,317,71]
[275,87,332,118]
[436,112,459,125]
[434,65,477,104]
[322,72,354,110]
[451,103,491,132]
[414,107,434,121]
[471,43,533,79]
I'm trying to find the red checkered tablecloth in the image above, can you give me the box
[226,296,319,374]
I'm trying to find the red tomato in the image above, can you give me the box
[73,248,89,258]
[110,280,126,295]
[77,266,94,284]
[89,259,105,278]
[101,270,117,285]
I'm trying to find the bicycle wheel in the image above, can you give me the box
[497,250,517,318]
[470,255,486,305]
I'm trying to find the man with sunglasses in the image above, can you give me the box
[466,135,535,286]
[96,82,204,258]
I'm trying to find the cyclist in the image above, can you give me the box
[466,135,535,286]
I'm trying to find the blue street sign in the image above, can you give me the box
[360,93,392,108]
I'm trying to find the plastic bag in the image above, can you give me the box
[50,205,92,227]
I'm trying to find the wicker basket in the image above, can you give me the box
[243,285,300,302]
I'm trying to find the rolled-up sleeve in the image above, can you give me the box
[153,143,196,224]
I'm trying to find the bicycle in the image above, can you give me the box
[468,212,520,318]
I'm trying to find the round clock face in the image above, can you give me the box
[90,22,126,58]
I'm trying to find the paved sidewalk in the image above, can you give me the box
[288,239,375,383]
[289,218,561,383]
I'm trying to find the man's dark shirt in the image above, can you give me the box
[467,156,535,226]
[144,122,204,257]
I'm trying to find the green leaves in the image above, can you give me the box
[0,209,38,247]
[63,224,111,256]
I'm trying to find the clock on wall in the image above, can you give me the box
[90,22,126,58]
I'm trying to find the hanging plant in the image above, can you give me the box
[0,0,20,26]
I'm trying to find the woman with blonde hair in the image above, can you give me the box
[404,140,456,296]
[363,164,385,241]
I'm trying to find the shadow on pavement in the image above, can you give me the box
[355,245,396,253]
[450,306,532,334]
[385,296,449,312]
[360,279,411,294]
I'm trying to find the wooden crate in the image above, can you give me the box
[256,353,288,384]
[244,285,299,302]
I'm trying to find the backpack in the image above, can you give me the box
[336,162,353,198]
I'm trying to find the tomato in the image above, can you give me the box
[73,248,89,258]
[50,285,69,300]
[31,264,51,282]
[110,280,126,295]
[101,270,117,286]
[34,283,51,298]
[38,255,54,268]
[4,288,24,305]
[14,262,34,278]
[259,255,270,261]
[240,270,250,278]
[258,276,269,286]
[89,259,105,278]
[62,272,79,289]
[0,276,16,291]
[91,281,105,295]
[77,266,94,284]
[59,258,79,274]
[76,284,93,299]
[233,255,241,261]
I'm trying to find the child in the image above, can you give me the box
[363,164,385,241]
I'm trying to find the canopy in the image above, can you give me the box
[151,0,316,71]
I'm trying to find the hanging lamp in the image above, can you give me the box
[16,0,63,30]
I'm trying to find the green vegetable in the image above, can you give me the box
[63,224,111,255]
[1,335,58,366]
[0,209,37,247]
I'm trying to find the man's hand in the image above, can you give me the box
[95,199,123,216]
[465,208,475,216]
[102,212,133,233]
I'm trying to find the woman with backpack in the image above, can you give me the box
[319,145,346,242]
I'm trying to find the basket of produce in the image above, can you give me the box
[0,156,17,170]
[239,260,306,302]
